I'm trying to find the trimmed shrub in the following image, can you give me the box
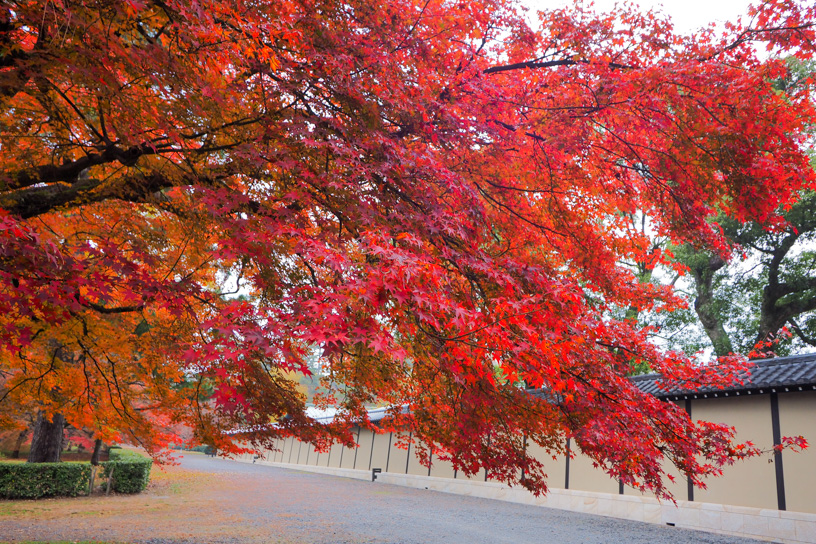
[102,449,152,493]
[0,462,92,499]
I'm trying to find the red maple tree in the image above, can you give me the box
[0,0,814,496]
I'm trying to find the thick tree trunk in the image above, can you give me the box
[11,429,27,459]
[90,438,103,465]
[27,412,65,463]
[754,300,789,356]
[691,254,734,358]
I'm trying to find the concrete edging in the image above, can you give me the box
[239,458,816,543]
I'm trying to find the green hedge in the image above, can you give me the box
[0,449,152,499]
[102,449,152,493]
[0,462,92,499]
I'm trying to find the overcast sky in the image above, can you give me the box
[524,0,756,34]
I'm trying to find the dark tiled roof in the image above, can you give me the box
[631,352,816,399]
[282,354,816,431]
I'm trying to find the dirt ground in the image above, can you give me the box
[0,454,768,544]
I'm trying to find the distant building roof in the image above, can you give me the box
[631,352,816,400]
[309,405,404,425]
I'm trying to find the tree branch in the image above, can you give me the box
[789,317,816,347]
[484,58,632,75]
[0,173,176,218]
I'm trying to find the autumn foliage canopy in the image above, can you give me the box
[1,0,815,497]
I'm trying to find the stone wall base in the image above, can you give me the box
[240,458,816,544]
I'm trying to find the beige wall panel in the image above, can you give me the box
[337,427,359,469]
[407,441,431,476]
[627,456,688,500]
[779,391,816,514]
[436,446,485,480]
[265,439,277,463]
[339,444,357,469]
[298,441,312,465]
[568,447,619,495]
[338,430,357,469]
[290,439,301,464]
[328,441,344,468]
[282,437,293,463]
[462,469,487,481]
[284,438,293,463]
[290,438,303,464]
[630,401,690,500]
[279,437,289,463]
[292,437,305,464]
[387,432,410,473]
[429,451,456,479]
[693,396,777,510]
[310,443,323,466]
[526,440,568,490]
[460,465,487,482]
[355,428,375,470]
[370,431,391,471]
[292,440,303,464]
[317,443,330,467]
[272,438,282,463]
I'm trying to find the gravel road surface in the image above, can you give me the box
[0,454,768,543]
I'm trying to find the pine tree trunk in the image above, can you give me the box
[11,429,27,459]
[27,412,65,463]
[90,438,103,465]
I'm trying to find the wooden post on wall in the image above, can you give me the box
[385,432,393,472]
[685,398,694,502]
[770,392,787,511]
[405,432,412,474]
[564,437,571,490]
[353,427,361,469]
[368,431,376,470]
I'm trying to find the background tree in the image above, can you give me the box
[0,0,815,497]
[0,406,34,459]
[662,189,816,358]
[651,59,816,359]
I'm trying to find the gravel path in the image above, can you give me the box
[0,454,767,544]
